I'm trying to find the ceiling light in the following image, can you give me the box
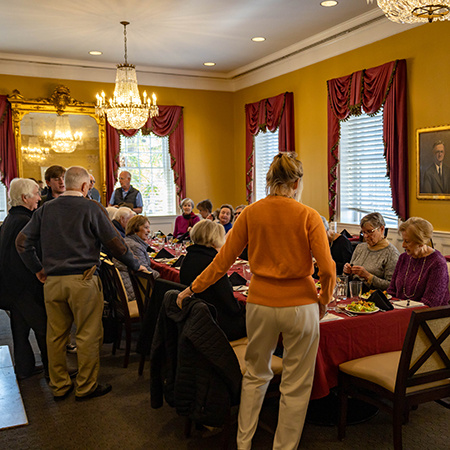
[369,0,450,23]
[203,62,216,66]
[321,1,338,7]
[89,51,103,56]
[95,21,158,130]
[251,37,266,42]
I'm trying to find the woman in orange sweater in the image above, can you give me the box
[177,153,335,450]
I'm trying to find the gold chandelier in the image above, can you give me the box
[96,21,159,130]
[370,0,450,23]
[44,115,83,153]
[21,117,49,163]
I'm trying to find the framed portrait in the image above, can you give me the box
[417,125,450,200]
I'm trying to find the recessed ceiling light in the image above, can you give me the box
[251,37,266,42]
[89,51,103,56]
[321,1,338,6]
[203,62,216,66]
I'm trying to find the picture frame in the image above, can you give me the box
[416,125,450,200]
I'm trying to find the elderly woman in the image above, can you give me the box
[343,212,399,292]
[217,203,234,234]
[0,178,48,379]
[114,215,160,301]
[387,217,449,307]
[180,220,246,341]
[234,204,246,222]
[173,197,200,239]
[177,153,335,449]
[196,199,214,220]
[320,216,353,275]
[112,207,135,238]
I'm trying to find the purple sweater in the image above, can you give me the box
[387,250,449,307]
[173,213,200,238]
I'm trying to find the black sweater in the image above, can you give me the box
[180,244,246,340]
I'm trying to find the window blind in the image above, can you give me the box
[254,130,279,201]
[340,110,397,227]
[119,132,176,215]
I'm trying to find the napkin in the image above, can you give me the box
[320,313,344,322]
[228,272,247,286]
[171,255,185,268]
[392,300,425,309]
[340,229,353,239]
[176,231,191,242]
[154,248,174,260]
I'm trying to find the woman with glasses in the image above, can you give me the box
[343,212,399,292]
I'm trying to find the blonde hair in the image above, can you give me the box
[190,219,225,248]
[399,217,433,246]
[126,215,150,236]
[266,152,303,196]
[9,178,39,207]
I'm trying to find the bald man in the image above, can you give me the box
[108,170,143,213]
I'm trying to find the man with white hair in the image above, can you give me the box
[108,170,143,213]
[112,207,136,238]
[87,173,101,202]
[17,166,145,401]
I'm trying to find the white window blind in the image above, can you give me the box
[340,110,397,227]
[119,131,176,216]
[254,129,279,201]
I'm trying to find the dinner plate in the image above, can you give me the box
[345,306,380,314]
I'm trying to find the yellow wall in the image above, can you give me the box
[2,21,450,229]
[0,76,234,212]
[232,21,450,231]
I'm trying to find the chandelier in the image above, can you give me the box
[96,21,158,130]
[21,117,49,163]
[44,115,83,153]
[370,0,450,23]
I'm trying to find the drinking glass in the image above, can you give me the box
[242,265,252,285]
[349,280,363,300]
[335,275,348,301]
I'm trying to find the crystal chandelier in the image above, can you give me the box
[44,115,83,153]
[96,21,158,130]
[369,0,450,23]
[21,117,49,163]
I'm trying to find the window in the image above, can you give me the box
[254,129,279,201]
[118,131,176,216]
[0,182,7,221]
[339,110,397,227]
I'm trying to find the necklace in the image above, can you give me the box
[402,255,427,299]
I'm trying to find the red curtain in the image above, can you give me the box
[327,59,408,221]
[0,95,18,187]
[245,92,295,203]
[105,105,185,201]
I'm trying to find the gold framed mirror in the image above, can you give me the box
[8,85,107,203]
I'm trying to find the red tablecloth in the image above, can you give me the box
[311,307,422,399]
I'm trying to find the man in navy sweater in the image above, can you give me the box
[17,166,145,401]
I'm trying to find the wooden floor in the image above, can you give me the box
[0,346,28,430]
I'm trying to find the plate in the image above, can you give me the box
[345,305,380,314]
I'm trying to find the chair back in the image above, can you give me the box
[128,269,155,320]
[396,306,450,395]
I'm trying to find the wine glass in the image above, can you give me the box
[242,265,252,285]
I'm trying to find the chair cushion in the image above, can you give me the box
[233,344,283,375]
[128,300,139,319]
[339,351,450,393]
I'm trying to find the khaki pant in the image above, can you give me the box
[237,302,320,450]
[44,274,103,397]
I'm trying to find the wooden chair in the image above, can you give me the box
[128,269,155,375]
[101,259,140,368]
[338,305,450,450]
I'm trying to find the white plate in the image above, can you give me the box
[345,306,380,314]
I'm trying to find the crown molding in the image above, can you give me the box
[0,10,420,93]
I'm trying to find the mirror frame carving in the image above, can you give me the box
[8,85,107,202]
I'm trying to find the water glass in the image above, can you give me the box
[335,275,348,301]
[242,265,252,285]
[349,280,363,300]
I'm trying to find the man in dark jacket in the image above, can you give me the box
[151,291,242,427]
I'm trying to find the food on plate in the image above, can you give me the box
[315,281,321,289]
[361,290,392,300]
[346,300,378,313]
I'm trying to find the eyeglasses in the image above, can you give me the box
[361,227,379,236]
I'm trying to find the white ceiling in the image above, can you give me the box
[0,1,415,91]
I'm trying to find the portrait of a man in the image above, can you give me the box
[417,126,450,199]
[422,141,450,194]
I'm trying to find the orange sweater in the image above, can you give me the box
[192,196,335,307]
